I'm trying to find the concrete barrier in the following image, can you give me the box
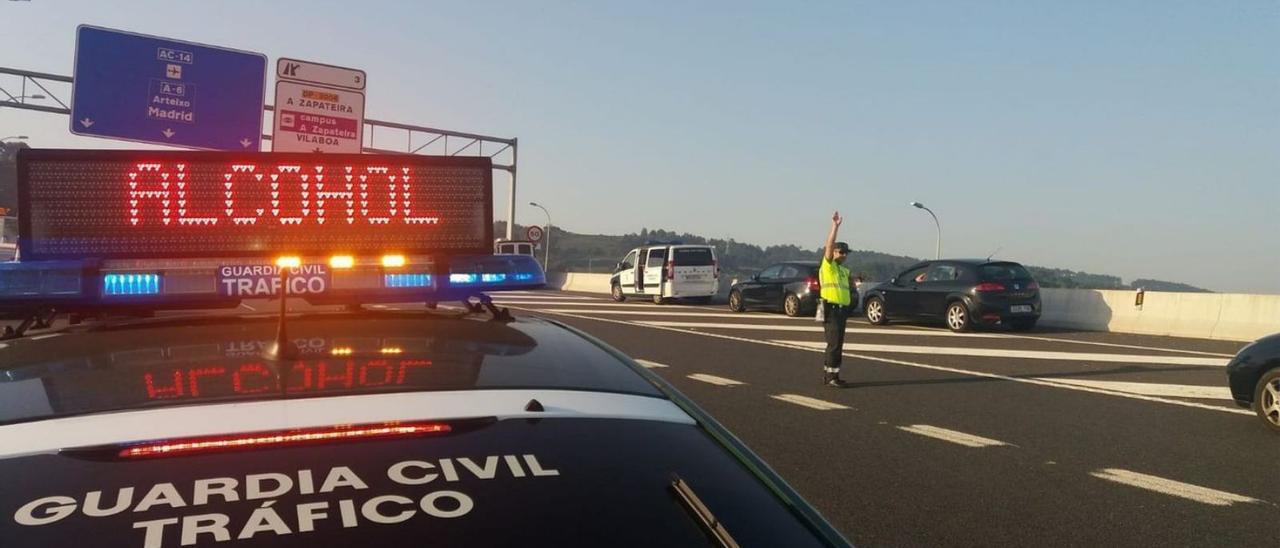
[1039,288,1280,342]
[542,272,1280,342]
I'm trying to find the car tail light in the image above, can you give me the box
[807,276,820,292]
[1026,281,1040,290]
[666,259,675,280]
[975,282,1005,292]
[712,258,719,279]
[118,421,451,459]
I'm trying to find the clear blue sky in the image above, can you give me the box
[3,1,1277,292]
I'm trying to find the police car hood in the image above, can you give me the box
[0,312,664,427]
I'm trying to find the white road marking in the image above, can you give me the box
[773,340,1229,367]
[238,303,257,311]
[524,308,806,319]
[873,323,1235,357]
[509,306,1252,416]
[28,334,62,341]
[1089,468,1262,506]
[0,343,8,350]
[687,373,745,386]
[490,294,596,301]
[1033,379,1233,401]
[635,359,669,368]
[492,301,664,307]
[638,321,1005,338]
[897,424,1010,448]
[770,394,850,410]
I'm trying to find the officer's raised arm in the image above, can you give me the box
[824,211,842,261]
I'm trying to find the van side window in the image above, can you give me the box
[622,251,638,269]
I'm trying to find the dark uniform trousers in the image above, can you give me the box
[822,302,851,369]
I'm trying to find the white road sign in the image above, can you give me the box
[272,58,366,153]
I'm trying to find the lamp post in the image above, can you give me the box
[910,201,941,260]
[529,201,551,270]
[0,136,29,142]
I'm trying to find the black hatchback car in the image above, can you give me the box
[862,260,1041,332]
[1225,333,1280,433]
[728,261,823,317]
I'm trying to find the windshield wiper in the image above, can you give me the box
[670,475,741,548]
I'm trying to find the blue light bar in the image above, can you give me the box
[450,273,479,284]
[384,273,433,288]
[103,273,161,296]
[446,254,545,291]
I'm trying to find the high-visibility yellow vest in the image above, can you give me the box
[819,257,851,305]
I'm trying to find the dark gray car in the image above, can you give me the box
[861,260,1041,332]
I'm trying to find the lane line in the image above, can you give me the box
[490,295,597,301]
[847,320,1235,357]
[526,302,1233,357]
[772,340,1229,367]
[28,334,63,341]
[687,373,745,387]
[509,306,1252,416]
[897,425,1010,448]
[770,394,850,410]
[1032,378,1233,401]
[634,359,669,369]
[1089,468,1262,506]
[238,303,257,311]
[639,321,1006,338]
[492,301,676,308]
[523,308,805,320]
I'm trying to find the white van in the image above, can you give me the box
[610,243,719,304]
[494,239,536,257]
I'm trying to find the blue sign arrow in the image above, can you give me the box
[70,25,267,151]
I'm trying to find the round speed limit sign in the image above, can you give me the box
[526,225,544,242]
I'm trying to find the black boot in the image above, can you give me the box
[824,372,851,388]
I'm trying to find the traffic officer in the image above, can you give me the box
[820,211,854,388]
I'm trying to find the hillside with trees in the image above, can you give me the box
[496,223,1210,292]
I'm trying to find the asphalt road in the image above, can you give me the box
[1,289,1272,547]
[480,290,1272,547]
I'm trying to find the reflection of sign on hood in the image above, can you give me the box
[3,321,538,420]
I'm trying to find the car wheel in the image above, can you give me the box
[610,284,626,302]
[946,301,971,333]
[653,294,666,305]
[865,297,888,325]
[728,290,745,312]
[1254,369,1280,434]
[1009,318,1037,331]
[784,294,803,317]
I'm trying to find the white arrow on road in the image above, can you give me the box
[162,128,175,139]
[240,138,253,148]
[79,118,94,128]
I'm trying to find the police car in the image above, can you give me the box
[0,149,850,547]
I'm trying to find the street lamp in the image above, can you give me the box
[910,201,941,260]
[529,201,551,270]
[0,136,29,142]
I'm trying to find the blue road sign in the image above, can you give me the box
[69,25,267,151]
